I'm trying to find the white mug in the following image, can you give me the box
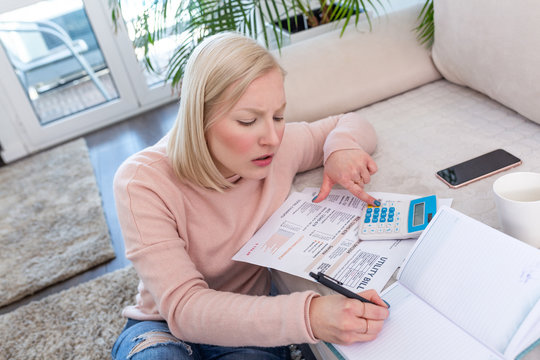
[493,172,540,247]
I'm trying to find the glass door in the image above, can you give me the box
[107,0,184,105]
[0,0,178,162]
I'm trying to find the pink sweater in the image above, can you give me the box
[113,113,377,346]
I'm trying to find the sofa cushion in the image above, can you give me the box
[291,80,540,231]
[432,0,540,125]
[274,4,441,123]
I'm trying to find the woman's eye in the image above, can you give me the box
[238,119,256,126]
[273,116,284,122]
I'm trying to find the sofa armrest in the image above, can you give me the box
[274,3,441,123]
[432,0,540,125]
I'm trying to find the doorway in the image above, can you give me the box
[0,0,180,162]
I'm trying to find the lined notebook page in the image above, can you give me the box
[334,283,502,360]
[399,207,540,354]
[505,301,540,358]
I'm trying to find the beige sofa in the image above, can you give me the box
[276,0,540,246]
[273,1,540,358]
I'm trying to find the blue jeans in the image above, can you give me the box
[111,319,292,360]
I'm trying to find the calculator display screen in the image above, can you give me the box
[413,202,425,226]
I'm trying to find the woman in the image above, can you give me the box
[112,32,388,360]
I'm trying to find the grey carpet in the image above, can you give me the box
[0,266,312,360]
[0,138,115,307]
[0,266,138,360]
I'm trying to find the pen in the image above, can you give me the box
[309,271,378,305]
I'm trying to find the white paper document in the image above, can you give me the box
[233,188,450,293]
[331,207,540,360]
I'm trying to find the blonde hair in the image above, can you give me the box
[167,32,284,191]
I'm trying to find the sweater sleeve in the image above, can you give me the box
[282,112,377,174]
[322,112,377,163]
[113,159,320,347]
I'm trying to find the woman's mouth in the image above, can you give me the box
[252,154,274,167]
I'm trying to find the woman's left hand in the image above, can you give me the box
[312,149,378,205]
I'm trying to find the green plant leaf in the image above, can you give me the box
[415,0,434,48]
[109,0,387,90]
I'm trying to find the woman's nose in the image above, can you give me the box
[260,119,281,146]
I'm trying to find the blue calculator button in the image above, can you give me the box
[366,208,372,213]
[372,218,378,223]
[389,207,395,213]
[364,217,370,223]
[380,218,386,223]
[374,208,380,214]
[388,216,394,222]
[381,207,388,213]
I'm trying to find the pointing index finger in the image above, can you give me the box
[346,183,377,206]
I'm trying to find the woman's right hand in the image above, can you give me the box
[309,290,389,345]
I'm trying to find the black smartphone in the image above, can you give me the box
[436,149,522,188]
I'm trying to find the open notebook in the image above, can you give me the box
[330,206,540,360]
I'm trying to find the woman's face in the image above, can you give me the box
[206,68,286,180]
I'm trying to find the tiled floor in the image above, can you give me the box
[29,67,165,125]
[32,71,119,125]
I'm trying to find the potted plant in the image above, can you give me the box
[268,1,369,47]
[109,0,434,89]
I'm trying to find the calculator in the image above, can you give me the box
[358,195,437,240]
